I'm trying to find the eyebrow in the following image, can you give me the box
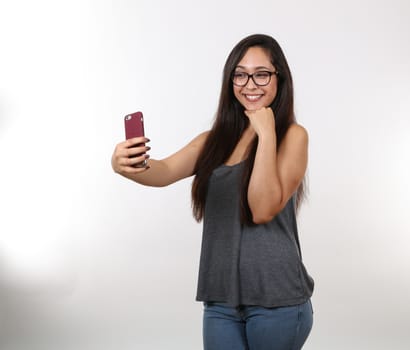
[235,65,273,71]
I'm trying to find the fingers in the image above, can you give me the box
[245,107,273,117]
[125,145,151,158]
[117,163,150,175]
[112,153,150,174]
[244,108,276,136]
[114,144,150,162]
[125,137,150,148]
[112,138,151,174]
[120,152,150,167]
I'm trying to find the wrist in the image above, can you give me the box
[257,129,276,142]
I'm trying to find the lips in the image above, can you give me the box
[244,94,263,102]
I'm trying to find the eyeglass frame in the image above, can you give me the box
[231,70,279,87]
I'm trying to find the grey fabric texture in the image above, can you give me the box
[196,162,314,308]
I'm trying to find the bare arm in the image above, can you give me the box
[111,131,209,187]
[246,108,308,224]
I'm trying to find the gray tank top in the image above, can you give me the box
[196,162,314,307]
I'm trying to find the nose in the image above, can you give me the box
[244,76,258,89]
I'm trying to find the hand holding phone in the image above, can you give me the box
[124,111,148,168]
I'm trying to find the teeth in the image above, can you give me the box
[245,95,262,101]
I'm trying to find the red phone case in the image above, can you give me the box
[124,111,147,167]
[124,111,145,140]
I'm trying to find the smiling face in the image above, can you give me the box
[233,46,278,111]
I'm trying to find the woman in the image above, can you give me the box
[112,34,314,350]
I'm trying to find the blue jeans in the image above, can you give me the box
[203,300,313,350]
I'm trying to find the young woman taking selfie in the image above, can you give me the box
[112,33,314,350]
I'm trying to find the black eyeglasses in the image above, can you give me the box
[232,70,278,87]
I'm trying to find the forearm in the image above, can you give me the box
[113,133,208,187]
[247,133,283,223]
[117,159,174,187]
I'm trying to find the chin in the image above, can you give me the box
[244,103,264,111]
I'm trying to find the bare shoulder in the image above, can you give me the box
[286,123,308,141]
[279,124,308,154]
[282,123,308,146]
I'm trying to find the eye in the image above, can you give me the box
[254,71,270,79]
[233,72,247,79]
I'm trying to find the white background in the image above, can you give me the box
[1,0,409,349]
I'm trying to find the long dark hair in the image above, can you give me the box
[191,34,306,225]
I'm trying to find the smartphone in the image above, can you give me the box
[124,111,147,167]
